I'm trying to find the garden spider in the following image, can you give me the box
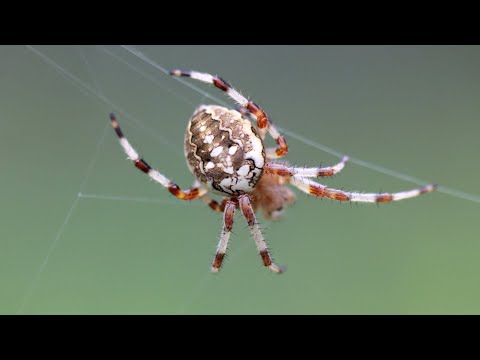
[110,69,437,274]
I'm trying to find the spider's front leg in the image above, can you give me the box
[110,113,207,200]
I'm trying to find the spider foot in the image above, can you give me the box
[267,263,287,274]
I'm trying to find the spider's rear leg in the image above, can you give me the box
[239,194,286,274]
[291,176,437,203]
[264,156,349,178]
[211,200,236,272]
[110,113,206,200]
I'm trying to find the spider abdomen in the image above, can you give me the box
[184,105,265,195]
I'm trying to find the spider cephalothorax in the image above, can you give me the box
[250,169,296,221]
[110,69,437,274]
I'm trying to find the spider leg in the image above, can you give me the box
[211,200,236,272]
[265,156,349,178]
[190,179,225,212]
[234,106,268,140]
[110,113,207,200]
[290,176,437,203]
[201,194,229,212]
[170,69,289,158]
[235,106,286,160]
[238,194,286,274]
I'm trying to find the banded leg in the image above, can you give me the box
[170,69,289,158]
[235,106,268,140]
[211,200,236,272]
[265,156,349,178]
[190,179,226,212]
[201,194,229,212]
[110,113,207,200]
[235,106,290,161]
[290,176,437,203]
[239,194,285,274]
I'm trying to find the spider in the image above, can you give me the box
[110,69,437,274]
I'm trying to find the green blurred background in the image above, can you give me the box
[1,45,479,314]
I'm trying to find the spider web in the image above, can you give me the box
[14,45,480,314]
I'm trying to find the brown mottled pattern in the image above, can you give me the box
[330,192,351,201]
[264,163,293,177]
[208,200,223,212]
[213,77,230,92]
[207,198,230,213]
[134,159,151,174]
[223,202,236,231]
[376,194,393,203]
[168,184,200,200]
[318,169,335,177]
[309,185,351,201]
[184,106,265,195]
[265,162,337,178]
[212,253,225,270]
[275,136,289,156]
[260,250,272,266]
[246,101,268,128]
[250,170,296,220]
[309,185,325,197]
[239,195,256,226]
